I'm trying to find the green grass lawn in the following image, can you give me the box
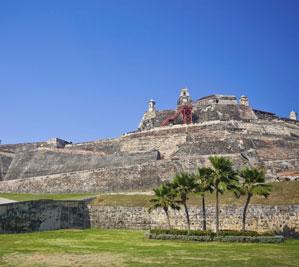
[0,229,298,267]
[92,181,299,207]
[0,192,95,202]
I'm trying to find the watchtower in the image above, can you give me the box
[240,95,249,106]
[177,88,192,106]
[289,111,297,121]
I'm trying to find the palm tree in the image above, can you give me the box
[239,167,271,231]
[194,167,213,230]
[172,172,196,231]
[209,156,239,234]
[148,183,179,229]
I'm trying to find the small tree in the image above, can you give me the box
[194,167,213,230]
[172,172,196,231]
[148,183,179,229]
[209,156,239,234]
[239,167,271,231]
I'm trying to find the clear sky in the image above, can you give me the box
[0,0,298,144]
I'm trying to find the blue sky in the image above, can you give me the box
[0,0,298,144]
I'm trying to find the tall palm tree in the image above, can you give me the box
[148,183,179,229]
[239,167,271,231]
[209,156,239,234]
[194,167,213,230]
[172,172,196,231]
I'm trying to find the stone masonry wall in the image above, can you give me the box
[0,119,298,193]
[0,156,245,193]
[88,205,299,237]
[1,200,298,236]
[4,148,159,181]
[0,199,92,233]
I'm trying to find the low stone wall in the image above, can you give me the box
[1,200,298,237]
[88,205,299,237]
[0,199,92,233]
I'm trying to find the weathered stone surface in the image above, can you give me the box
[88,205,299,237]
[4,148,159,181]
[0,160,182,193]
[0,92,298,193]
[1,200,298,237]
[0,152,13,181]
[0,199,92,233]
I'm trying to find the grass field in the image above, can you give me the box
[0,192,96,202]
[92,181,299,207]
[0,229,298,267]
[1,181,298,207]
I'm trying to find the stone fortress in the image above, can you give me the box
[0,89,298,194]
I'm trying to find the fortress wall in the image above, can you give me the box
[0,142,46,153]
[0,153,14,181]
[0,160,178,193]
[120,132,187,159]
[0,142,47,180]
[264,159,299,179]
[119,122,253,159]
[0,199,91,234]
[0,150,296,193]
[193,104,257,122]
[240,120,299,137]
[68,139,122,155]
[121,121,299,177]
[1,200,298,236]
[4,149,159,181]
[0,154,248,194]
[124,119,299,142]
[88,205,299,237]
[0,119,298,189]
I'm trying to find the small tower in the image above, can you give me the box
[177,88,192,106]
[138,99,157,130]
[289,111,297,121]
[148,99,156,113]
[240,95,249,106]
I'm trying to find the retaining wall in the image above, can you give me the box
[88,205,299,237]
[1,200,298,237]
[0,199,92,233]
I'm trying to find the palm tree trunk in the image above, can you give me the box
[164,208,171,229]
[183,202,191,231]
[242,193,252,232]
[216,187,219,234]
[202,194,207,231]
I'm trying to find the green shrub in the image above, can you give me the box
[218,230,272,236]
[146,229,284,243]
[149,229,214,237]
[148,233,213,242]
[217,229,272,237]
[218,230,258,236]
[149,229,273,237]
[213,235,284,243]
